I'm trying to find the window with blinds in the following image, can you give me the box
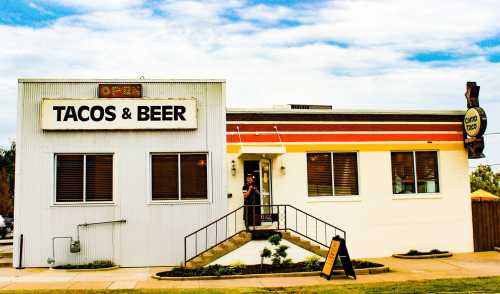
[307,152,358,197]
[307,153,333,196]
[56,154,113,203]
[391,151,439,194]
[333,153,359,196]
[151,153,208,201]
[56,155,84,202]
[152,155,179,200]
[181,154,208,199]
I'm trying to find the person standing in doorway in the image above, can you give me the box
[243,174,261,228]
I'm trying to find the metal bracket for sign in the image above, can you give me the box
[320,236,356,280]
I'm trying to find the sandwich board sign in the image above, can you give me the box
[320,236,356,280]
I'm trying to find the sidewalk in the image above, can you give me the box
[0,252,498,290]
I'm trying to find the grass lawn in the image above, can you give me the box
[4,276,500,293]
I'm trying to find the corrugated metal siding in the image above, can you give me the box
[13,80,226,267]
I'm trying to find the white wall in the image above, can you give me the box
[227,150,473,258]
[14,80,227,267]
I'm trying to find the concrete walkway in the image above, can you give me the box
[0,252,498,290]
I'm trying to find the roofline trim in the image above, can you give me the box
[18,78,226,83]
[227,108,465,116]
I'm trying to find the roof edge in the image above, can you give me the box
[227,108,465,116]
[18,78,226,83]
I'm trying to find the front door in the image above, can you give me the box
[243,159,273,222]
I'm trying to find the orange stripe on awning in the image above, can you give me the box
[227,133,463,143]
[227,123,463,132]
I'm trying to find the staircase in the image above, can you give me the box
[184,205,345,268]
[185,232,252,268]
[0,237,13,267]
[281,231,328,257]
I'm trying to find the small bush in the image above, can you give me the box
[406,249,419,256]
[215,266,236,276]
[403,249,448,256]
[53,260,114,270]
[304,255,321,271]
[230,260,246,270]
[282,258,292,266]
[268,234,282,246]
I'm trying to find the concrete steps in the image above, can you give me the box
[281,231,329,257]
[185,231,252,268]
[0,236,13,267]
[0,245,13,258]
[0,257,12,267]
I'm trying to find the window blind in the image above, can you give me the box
[56,155,84,202]
[181,154,208,199]
[333,153,358,196]
[152,155,179,200]
[85,155,113,201]
[307,153,333,196]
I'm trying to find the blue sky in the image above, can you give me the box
[1,0,500,169]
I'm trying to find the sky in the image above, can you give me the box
[1,0,499,170]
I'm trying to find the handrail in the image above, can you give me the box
[185,205,245,239]
[184,204,346,265]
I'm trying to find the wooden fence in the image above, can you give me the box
[472,200,500,251]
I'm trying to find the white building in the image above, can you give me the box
[14,79,474,267]
[14,79,227,267]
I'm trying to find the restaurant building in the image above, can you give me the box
[13,79,475,267]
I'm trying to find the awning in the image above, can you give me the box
[238,146,285,157]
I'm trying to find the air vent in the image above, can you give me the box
[289,104,332,110]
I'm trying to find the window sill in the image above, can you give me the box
[51,202,116,207]
[306,196,361,203]
[392,194,442,200]
[148,200,211,205]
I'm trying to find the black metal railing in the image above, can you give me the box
[184,204,346,265]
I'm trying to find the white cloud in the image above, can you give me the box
[45,0,144,10]
[1,0,500,168]
[237,4,295,24]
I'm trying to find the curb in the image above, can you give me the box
[392,253,452,259]
[49,265,120,272]
[152,266,390,280]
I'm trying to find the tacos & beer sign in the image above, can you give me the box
[41,98,197,130]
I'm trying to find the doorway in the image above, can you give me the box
[243,159,273,219]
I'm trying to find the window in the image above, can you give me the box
[151,153,208,201]
[55,154,113,203]
[391,151,439,194]
[307,152,359,197]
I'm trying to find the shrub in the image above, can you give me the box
[230,260,246,270]
[215,266,236,276]
[268,234,282,246]
[53,260,114,270]
[304,255,321,271]
[266,234,291,267]
[282,258,292,266]
[260,247,272,269]
[406,249,419,256]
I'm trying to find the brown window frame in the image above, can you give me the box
[150,152,209,202]
[390,151,440,195]
[54,153,114,204]
[306,152,359,197]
